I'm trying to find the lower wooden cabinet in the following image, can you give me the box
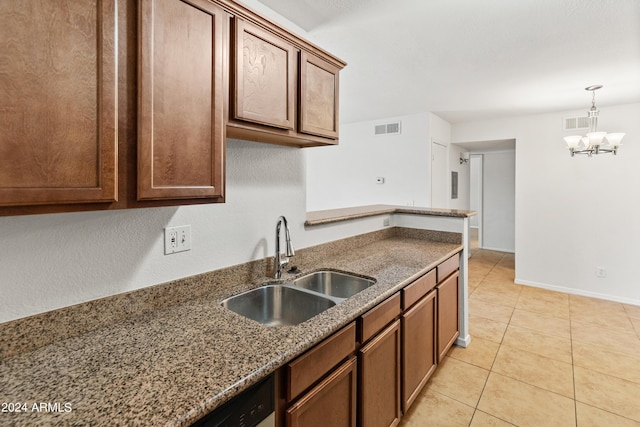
[359,319,402,427]
[279,251,461,426]
[401,289,437,412]
[286,357,357,427]
[437,271,460,361]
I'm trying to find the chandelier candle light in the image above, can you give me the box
[563,85,625,157]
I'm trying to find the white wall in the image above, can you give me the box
[453,102,640,305]
[0,139,387,324]
[430,112,451,150]
[306,112,460,211]
[306,112,431,210]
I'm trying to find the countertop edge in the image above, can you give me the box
[305,204,477,226]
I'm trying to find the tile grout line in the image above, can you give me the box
[468,252,509,427]
[406,249,640,426]
[471,251,576,426]
[468,251,640,426]
[628,307,640,340]
[568,296,578,427]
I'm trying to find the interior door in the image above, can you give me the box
[431,140,448,208]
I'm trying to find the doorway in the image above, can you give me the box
[469,154,483,249]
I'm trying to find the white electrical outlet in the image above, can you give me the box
[164,225,191,255]
[596,267,606,278]
[383,218,390,227]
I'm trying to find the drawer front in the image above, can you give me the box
[402,269,436,310]
[287,322,356,401]
[359,293,401,344]
[437,253,460,283]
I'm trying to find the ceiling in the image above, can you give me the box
[453,139,515,153]
[255,0,640,124]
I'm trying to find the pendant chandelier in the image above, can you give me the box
[563,85,625,157]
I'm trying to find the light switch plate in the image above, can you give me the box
[164,225,191,255]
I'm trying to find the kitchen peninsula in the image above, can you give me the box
[0,208,474,426]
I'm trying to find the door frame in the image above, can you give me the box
[469,154,483,248]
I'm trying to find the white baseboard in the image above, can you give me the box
[455,334,471,348]
[515,278,640,307]
[479,245,515,254]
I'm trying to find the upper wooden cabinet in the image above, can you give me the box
[137,0,226,200]
[228,17,345,147]
[299,51,340,139]
[233,18,296,130]
[0,0,343,215]
[0,0,118,207]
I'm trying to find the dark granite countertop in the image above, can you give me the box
[0,228,462,426]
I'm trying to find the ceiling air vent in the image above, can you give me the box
[374,121,401,136]
[563,116,589,131]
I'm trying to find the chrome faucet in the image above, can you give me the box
[274,216,295,279]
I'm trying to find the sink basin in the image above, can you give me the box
[221,285,336,327]
[291,271,376,299]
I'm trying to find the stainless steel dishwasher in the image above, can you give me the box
[191,374,275,427]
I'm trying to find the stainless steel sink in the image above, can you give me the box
[221,285,336,327]
[221,270,376,327]
[290,271,376,299]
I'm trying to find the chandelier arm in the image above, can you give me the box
[564,85,624,158]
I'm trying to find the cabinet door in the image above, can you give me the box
[233,18,296,130]
[299,51,339,139]
[0,0,117,206]
[138,0,226,200]
[402,289,437,412]
[437,271,460,361]
[287,357,357,427]
[360,320,401,427]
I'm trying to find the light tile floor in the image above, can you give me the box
[399,248,640,427]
